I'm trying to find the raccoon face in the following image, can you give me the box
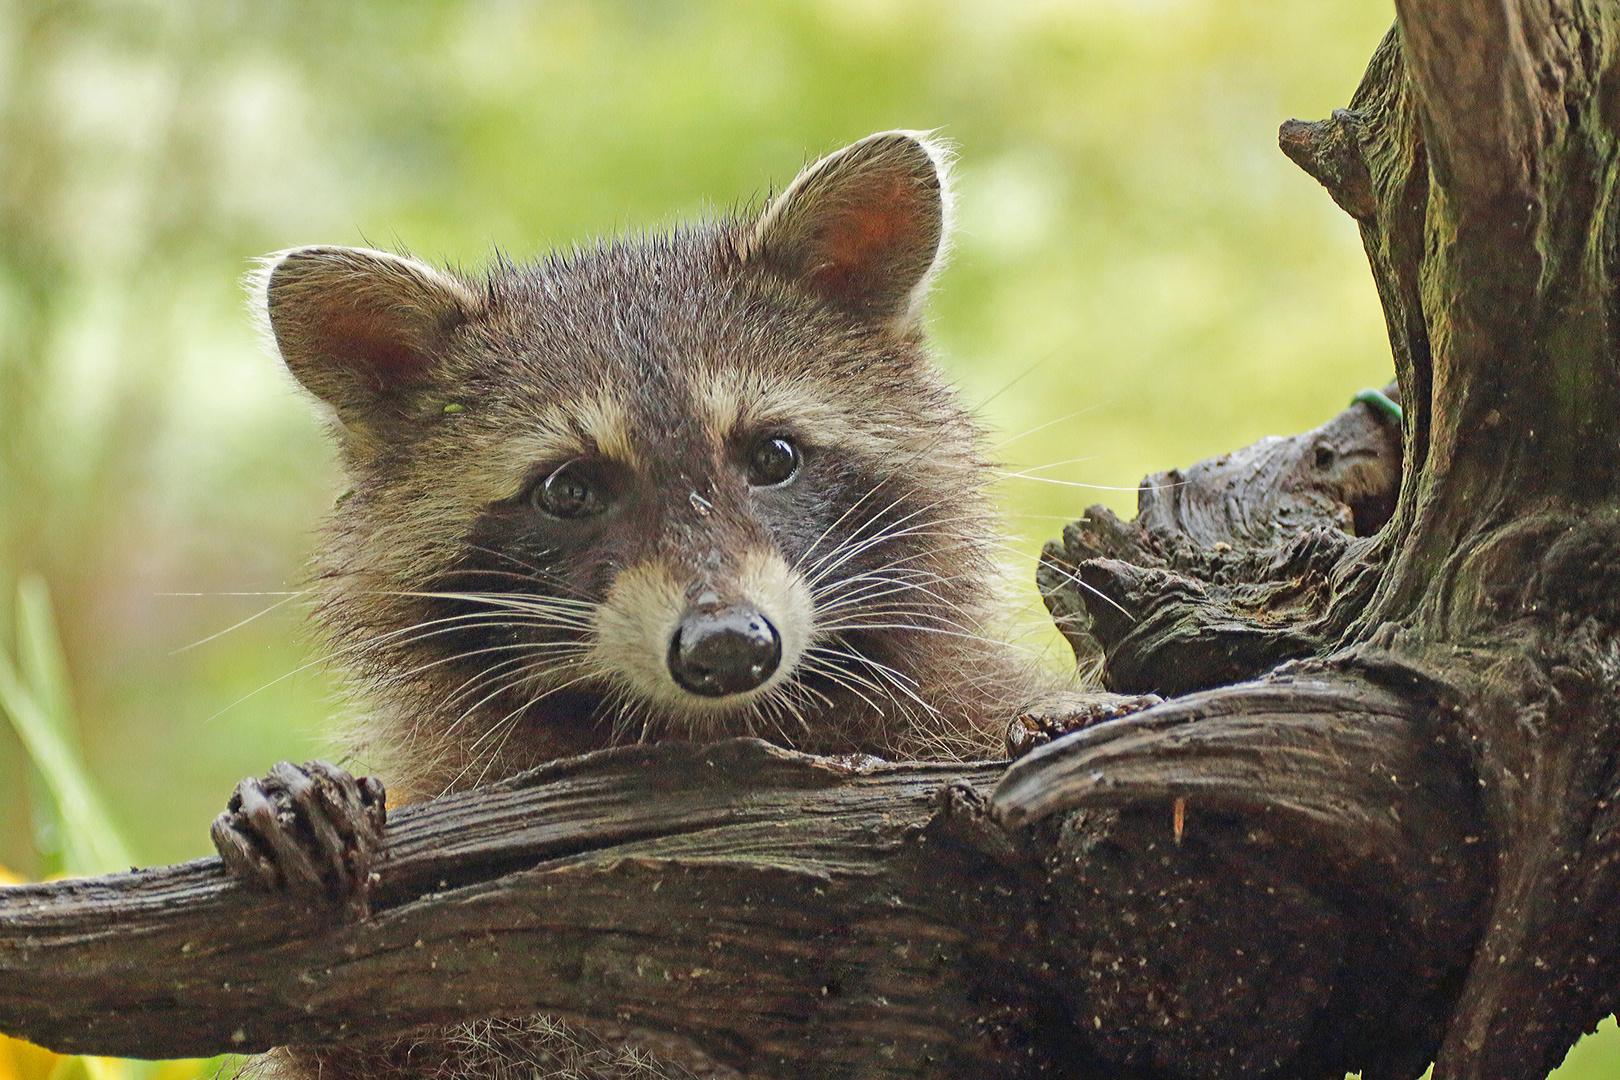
[257,131,998,758]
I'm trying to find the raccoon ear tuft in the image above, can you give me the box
[253,246,481,425]
[741,130,953,326]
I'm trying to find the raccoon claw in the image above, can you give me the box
[212,760,386,920]
[1005,691,1164,759]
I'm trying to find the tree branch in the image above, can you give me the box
[1394,0,1545,216]
[1,666,1495,1080]
[1036,387,1401,695]
[994,667,1491,1080]
[0,741,1026,1075]
[1272,9,1620,1076]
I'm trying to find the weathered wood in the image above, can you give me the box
[993,667,1489,1080]
[1036,4,1620,1077]
[0,741,1032,1075]
[0,676,1493,1080]
[1333,5,1620,1077]
[1279,112,1378,220]
[1036,386,1402,696]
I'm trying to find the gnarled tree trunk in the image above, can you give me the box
[1029,2,1620,1074]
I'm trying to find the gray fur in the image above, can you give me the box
[255,132,1046,1079]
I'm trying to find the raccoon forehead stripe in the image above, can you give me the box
[570,392,642,468]
[694,369,900,460]
[495,392,642,487]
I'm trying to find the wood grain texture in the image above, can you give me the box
[0,741,1028,1076]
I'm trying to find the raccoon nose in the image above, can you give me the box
[667,607,782,697]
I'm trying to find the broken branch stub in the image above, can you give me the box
[1036,386,1402,698]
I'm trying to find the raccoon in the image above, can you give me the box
[258,130,1045,801]
[216,131,1052,1079]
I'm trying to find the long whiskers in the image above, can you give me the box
[459,545,600,604]
[444,664,603,794]
[171,589,311,654]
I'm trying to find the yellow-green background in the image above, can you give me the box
[0,1,1612,1076]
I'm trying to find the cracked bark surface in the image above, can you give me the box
[1037,3,1620,1075]
[4,4,1620,1078]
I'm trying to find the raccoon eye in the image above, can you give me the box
[533,461,606,519]
[747,436,801,488]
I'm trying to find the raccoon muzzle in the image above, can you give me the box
[667,605,782,697]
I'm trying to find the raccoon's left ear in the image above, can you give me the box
[740,130,953,327]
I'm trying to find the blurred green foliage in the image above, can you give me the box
[0,575,132,876]
[0,0,1399,866]
[0,0,1612,1073]
[0,574,229,1080]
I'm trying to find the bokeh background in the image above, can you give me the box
[0,0,1613,1076]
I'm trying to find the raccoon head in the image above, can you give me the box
[256,131,1002,787]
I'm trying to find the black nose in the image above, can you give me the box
[667,607,782,697]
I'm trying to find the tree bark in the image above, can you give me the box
[1282,5,1620,1076]
[1032,2,1620,1068]
[5,4,1620,1079]
[0,742,1049,1075]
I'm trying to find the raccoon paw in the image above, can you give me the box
[1005,691,1165,759]
[211,760,386,920]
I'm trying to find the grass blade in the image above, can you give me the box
[0,576,133,876]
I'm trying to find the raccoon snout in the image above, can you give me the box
[667,606,782,697]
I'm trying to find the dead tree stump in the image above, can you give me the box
[1020,4,1620,1076]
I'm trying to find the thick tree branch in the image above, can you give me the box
[0,742,1025,1075]
[994,667,1491,1080]
[1,668,1493,1080]
[1395,0,1545,214]
[1278,9,1620,1078]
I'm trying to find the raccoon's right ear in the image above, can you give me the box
[740,130,953,328]
[253,246,481,435]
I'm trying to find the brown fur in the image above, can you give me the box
[255,131,1050,1079]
